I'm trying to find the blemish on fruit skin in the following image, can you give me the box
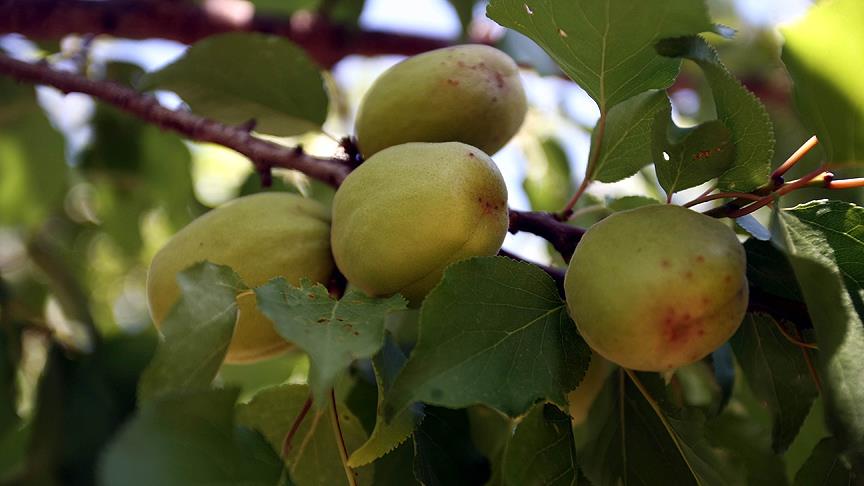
[493,71,505,89]
[660,259,671,268]
[684,271,693,279]
[695,255,705,263]
[446,78,460,86]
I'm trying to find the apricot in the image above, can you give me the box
[331,142,508,303]
[564,205,747,372]
[355,45,527,157]
[147,193,334,363]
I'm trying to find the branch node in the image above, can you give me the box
[238,118,257,132]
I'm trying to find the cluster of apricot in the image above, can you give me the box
[146,45,748,389]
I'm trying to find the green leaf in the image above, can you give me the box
[730,313,819,452]
[370,441,418,485]
[523,137,575,212]
[794,437,858,486]
[447,0,476,35]
[580,371,738,486]
[100,388,283,486]
[658,36,774,192]
[0,79,67,227]
[466,406,512,485]
[17,333,157,485]
[744,239,804,303]
[486,0,712,111]
[348,334,424,467]
[384,257,590,419]
[591,90,670,183]
[606,195,661,212]
[138,262,244,402]
[502,403,579,486]
[80,103,196,256]
[412,407,491,486]
[782,0,864,164]
[654,119,735,195]
[705,369,789,486]
[255,279,406,403]
[140,33,328,136]
[236,384,372,486]
[785,200,864,290]
[774,201,864,459]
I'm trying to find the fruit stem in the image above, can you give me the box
[282,394,314,457]
[330,388,358,486]
[770,135,819,182]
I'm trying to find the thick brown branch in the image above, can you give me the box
[508,209,585,262]
[0,0,452,68]
[0,53,352,187]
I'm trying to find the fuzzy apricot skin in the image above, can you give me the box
[355,45,527,158]
[147,193,334,363]
[331,142,509,304]
[564,205,748,372]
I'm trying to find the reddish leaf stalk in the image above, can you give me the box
[281,394,314,457]
[330,389,357,486]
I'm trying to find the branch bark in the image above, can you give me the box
[0,52,352,187]
[508,209,585,262]
[0,0,452,68]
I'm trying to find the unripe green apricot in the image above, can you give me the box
[147,193,334,363]
[564,205,748,372]
[331,142,509,303]
[355,45,527,158]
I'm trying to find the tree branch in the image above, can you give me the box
[0,0,453,68]
[0,52,352,187]
[0,53,810,336]
[508,209,585,262]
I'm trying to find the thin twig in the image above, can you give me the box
[825,177,864,190]
[329,389,357,486]
[771,136,819,182]
[0,53,352,187]
[683,191,765,208]
[726,165,829,219]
